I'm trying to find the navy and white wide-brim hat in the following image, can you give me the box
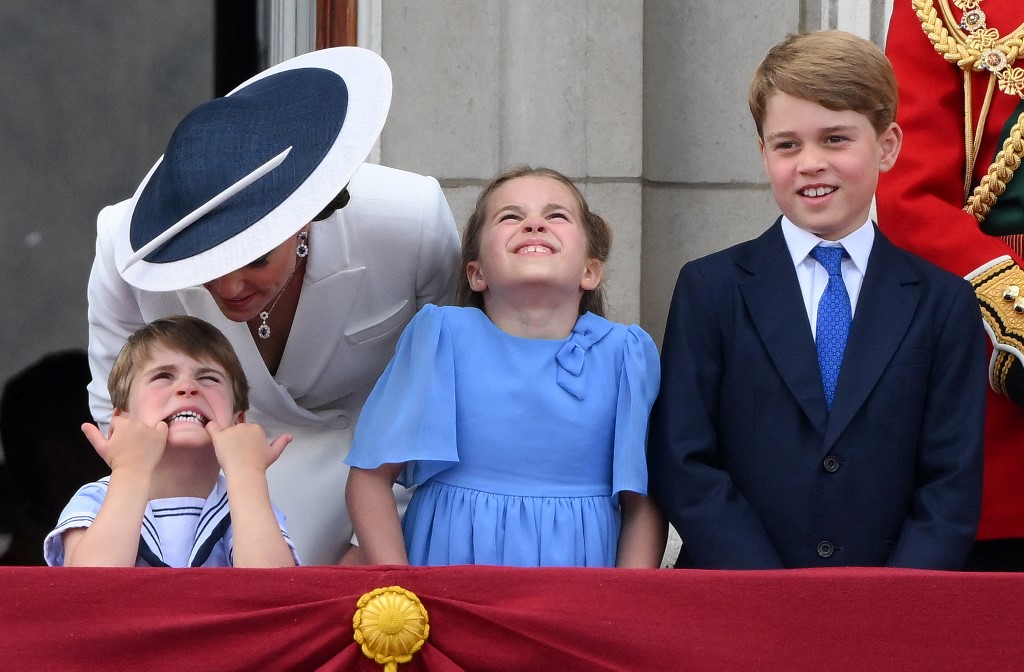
[114,46,392,292]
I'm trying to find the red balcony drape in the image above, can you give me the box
[2,565,1022,671]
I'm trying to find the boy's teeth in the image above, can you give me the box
[802,186,835,197]
[169,411,205,425]
[519,245,551,254]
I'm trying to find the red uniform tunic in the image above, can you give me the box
[877,0,1024,542]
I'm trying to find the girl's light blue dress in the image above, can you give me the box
[345,304,660,567]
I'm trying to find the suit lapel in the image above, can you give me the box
[738,221,829,435]
[174,214,366,411]
[274,212,365,393]
[824,229,920,448]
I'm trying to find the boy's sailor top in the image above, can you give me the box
[43,475,299,567]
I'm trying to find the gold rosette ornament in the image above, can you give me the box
[353,586,429,672]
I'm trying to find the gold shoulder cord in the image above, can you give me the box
[969,257,1024,393]
[914,0,1024,222]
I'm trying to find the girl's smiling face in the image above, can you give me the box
[466,176,602,303]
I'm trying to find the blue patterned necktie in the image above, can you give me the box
[810,245,851,411]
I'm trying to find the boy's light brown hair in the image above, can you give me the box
[108,315,249,414]
[748,29,898,139]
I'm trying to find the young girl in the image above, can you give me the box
[344,166,665,567]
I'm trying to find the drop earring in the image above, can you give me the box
[256,231,310,340]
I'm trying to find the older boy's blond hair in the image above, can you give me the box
[108,315,249,414]
[749,30,898,139]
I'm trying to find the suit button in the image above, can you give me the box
[823,456,840,473]
[817,541,834,558]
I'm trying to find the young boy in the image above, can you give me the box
[648,30,987,570]
[45,316,298,567]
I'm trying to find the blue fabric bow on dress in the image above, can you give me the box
[555,313,613,400]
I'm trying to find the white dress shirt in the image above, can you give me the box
[780,216,874,339]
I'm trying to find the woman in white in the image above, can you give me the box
[86,47,460,565]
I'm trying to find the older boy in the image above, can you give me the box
[648,30,987,569]
[45,316,298,567]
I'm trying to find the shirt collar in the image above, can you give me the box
[780,215,874,274]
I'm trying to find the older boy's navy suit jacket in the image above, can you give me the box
[648,218,986,569]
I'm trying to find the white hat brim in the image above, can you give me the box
[115,46,392,292]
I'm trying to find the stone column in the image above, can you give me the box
[378,1,646,323]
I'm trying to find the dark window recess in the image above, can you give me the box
[214,0,261,98]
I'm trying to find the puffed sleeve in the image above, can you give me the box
[345,304,459,487]
[611,324,661,497]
